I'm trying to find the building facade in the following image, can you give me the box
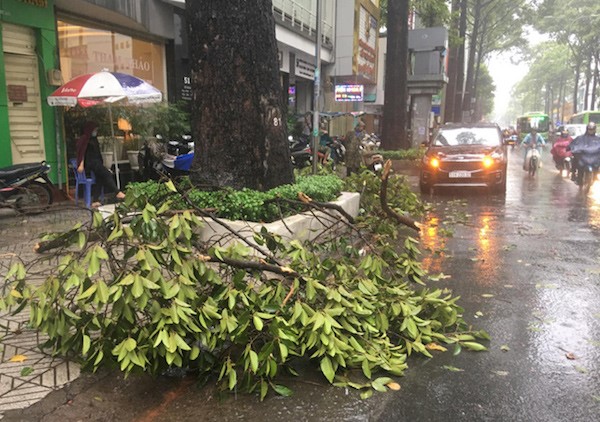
[0,0,59,176]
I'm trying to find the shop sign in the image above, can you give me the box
[19,0,47,7]
[295,58,315,80]
[7,85,28,103]
[335,84,364,102]
[356,6,377,82]
[181,76,192,101]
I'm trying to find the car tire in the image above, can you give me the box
[492,175,507,194]
[419,181,432,194]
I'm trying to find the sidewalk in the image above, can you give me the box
[0,205,89,417]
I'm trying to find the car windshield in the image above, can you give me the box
[434,127,500,147]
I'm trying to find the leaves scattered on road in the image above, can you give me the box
[8,354,27,363]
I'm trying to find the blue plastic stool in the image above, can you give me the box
[69,159,104,208]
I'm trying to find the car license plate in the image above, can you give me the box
[449,170,471,178]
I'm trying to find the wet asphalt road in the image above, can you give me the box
[381,147,600,421]
[3,148,600,421]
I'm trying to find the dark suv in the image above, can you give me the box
[419,123,508,194]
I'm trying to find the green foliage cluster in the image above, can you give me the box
[125,175,344,222]
[380,148,425,161]
[1,174,487,400]
[344,170,428,237]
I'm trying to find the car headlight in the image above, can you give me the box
[430,157,440,168]
[483,156,494,168]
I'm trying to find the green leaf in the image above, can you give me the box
[124,338,137,352]
[165,180,177,193]
[253,315,264,331]
[272,384,293,397]
[442,365,464,372]
[461,342,488,352]
[362,359,372,379]
[249,350,258,373]
[82,335,91,355]
[320,356,335,383]
[228,368,237,390]
[20,367,34,376]
[360,389,373,400]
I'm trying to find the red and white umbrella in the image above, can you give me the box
[47,70,162,107]
[47,70,163,189]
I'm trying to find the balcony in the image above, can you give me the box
[272,0,333,48]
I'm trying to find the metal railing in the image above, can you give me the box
[272,0,333,47]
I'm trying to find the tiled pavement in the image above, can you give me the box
[0,205,89,418]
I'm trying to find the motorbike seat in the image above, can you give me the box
[0,162,47,182]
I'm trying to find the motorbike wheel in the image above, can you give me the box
[582,169,594,194]
[528,156,538,177]
[564,160,571,176]
[14,181,53,214]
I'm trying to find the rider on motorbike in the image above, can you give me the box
[550,129,573,170]
[520,128,546,171]
[567,122,600,185]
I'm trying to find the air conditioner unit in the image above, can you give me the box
[47,69,63,86]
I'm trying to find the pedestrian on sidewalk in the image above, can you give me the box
[76,121,125,207]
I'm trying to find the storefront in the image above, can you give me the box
[0,0,58,176]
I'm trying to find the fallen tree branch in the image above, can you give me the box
[265,196,355,224]
[380,160,421,232]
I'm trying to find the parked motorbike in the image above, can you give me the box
[162,134,194,178]
[360,133,384,172]
[289,135,312,168]
[138,136,166,180]
[328,136,346,169]
[0,161,54,213]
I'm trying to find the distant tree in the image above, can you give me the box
[186,0,294,191]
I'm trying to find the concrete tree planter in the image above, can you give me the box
[99,192,361,247]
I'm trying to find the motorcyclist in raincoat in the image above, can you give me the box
[550,129,573,170]
[521,128,546,171]
[567,122,600,185]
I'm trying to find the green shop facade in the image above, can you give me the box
[0,0,61,182]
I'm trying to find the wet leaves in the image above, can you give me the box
[386,382,401,391]
[443,365,464,372]
[492,370,509,377]
[502,244,517,251]
[8,354,27,363]
[474,311,484,318]
[481,294,495,298]
[425,343,448,352]
[20,367,34,376]
[574,365,588,374]
[428,272,452,281]
[565,352,576,360]
[500,345,510,352]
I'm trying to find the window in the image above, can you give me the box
[57,20,165,93]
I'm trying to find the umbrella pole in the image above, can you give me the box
[108,104,121,190]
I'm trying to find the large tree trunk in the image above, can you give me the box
[463,0,483,123]
[382,0,410,150]
[444,0,460,123]
[453,0,467,122]
[186,0,294,191]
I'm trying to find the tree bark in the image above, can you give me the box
[186,0,294,191]
[453,0,467,122]
[463,0,483,123]
[443,0,460,123]
[381,0,410,150]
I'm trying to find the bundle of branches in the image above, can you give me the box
[0,169,488,400]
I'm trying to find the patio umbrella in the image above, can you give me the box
[47,70,163,189]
